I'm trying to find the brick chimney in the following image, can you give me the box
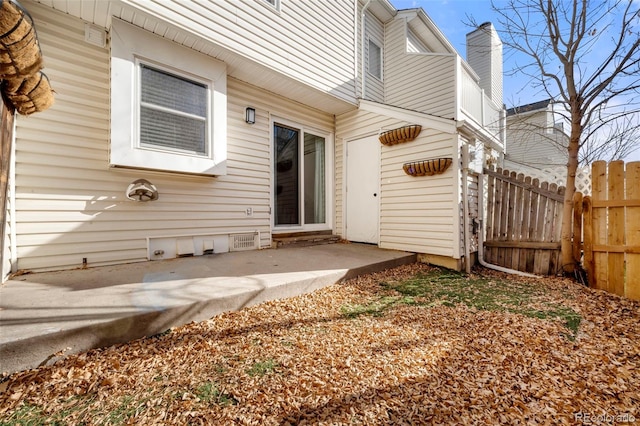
[466,22,503,106]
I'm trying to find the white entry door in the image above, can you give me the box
[346,136,380,243]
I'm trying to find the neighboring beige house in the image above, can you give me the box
[1,0,504,280]
[504,99,594,195]
[505,99,569,171]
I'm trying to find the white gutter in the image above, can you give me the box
[477,172,538,277]
[361,0,372,99]
[353,0,359,98]
[461,145,471,274]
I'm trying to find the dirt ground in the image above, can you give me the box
[0,263,638,425]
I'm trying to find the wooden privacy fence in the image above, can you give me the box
[574,161,640,301]
[483,168,565,275]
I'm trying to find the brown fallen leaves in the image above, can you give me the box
[0,263,638,425]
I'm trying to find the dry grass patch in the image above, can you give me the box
[1,263,638,425]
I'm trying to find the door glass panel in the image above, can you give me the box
[304,133,326,224]
[274,124,299,226]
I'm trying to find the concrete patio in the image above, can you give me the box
[0,243,416,375]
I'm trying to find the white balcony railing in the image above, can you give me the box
[460,67,503,144]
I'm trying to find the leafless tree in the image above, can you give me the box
[492,0,640,274]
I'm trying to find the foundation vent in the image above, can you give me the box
[230,233,259,252]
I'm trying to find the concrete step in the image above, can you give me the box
[273,233,342,248]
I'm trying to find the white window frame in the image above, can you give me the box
[261,0,281,12]
[137,61,210,156]
[367,38,382,80]
[111,19,227,176]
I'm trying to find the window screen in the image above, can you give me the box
[140,64,208,155]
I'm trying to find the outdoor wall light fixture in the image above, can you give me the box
[245,107,256,124]
[126,178,159,201]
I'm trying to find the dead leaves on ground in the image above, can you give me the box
[1,264,638,425]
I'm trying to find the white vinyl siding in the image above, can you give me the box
[2,197,12,280]
[13,2,334,272]
[336,108,458,257]
[114,0,355,105]
[385,18,457,118]
[506,110,568,167]
[380,128,457,256]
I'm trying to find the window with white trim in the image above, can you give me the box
[368,38,382,80]
[262,0,281,11]
[139,64,208,155]
[110,19,227,176]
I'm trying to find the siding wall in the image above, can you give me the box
[336,109,458,257]
[14,3,333,272]
[2,198,11,280]
[120,0,356,104]
[506,110,568,167]
[385,18,457,118]
[380,127,457,256]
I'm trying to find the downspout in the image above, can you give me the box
[477,171,538,277]
[353,0,359,99]
[9,115,17,274]
[461,145,471,274]
[361,0,372,99]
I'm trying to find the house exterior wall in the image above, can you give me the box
[384,18,457,118]
[506,109,568,167]
[336,108,460,261]
[13,2,333,272]
[2,197,11,280]
[380,127,458,257]
[118,0,357,105]
[5,0,503,275]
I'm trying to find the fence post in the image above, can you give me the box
[627,162,640,301]
[583,196,594,288]
[592,161,608,291]
[608,161,625,296]
[572,191,583,269]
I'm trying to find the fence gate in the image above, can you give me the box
[484,167,565,275]
[578,161,640,300]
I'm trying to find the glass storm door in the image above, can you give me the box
[274,123,326,228]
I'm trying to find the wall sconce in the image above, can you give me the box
[126,179,159,202]
[245,107,256,124]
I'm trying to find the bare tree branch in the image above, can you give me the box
[490,0,640,275]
